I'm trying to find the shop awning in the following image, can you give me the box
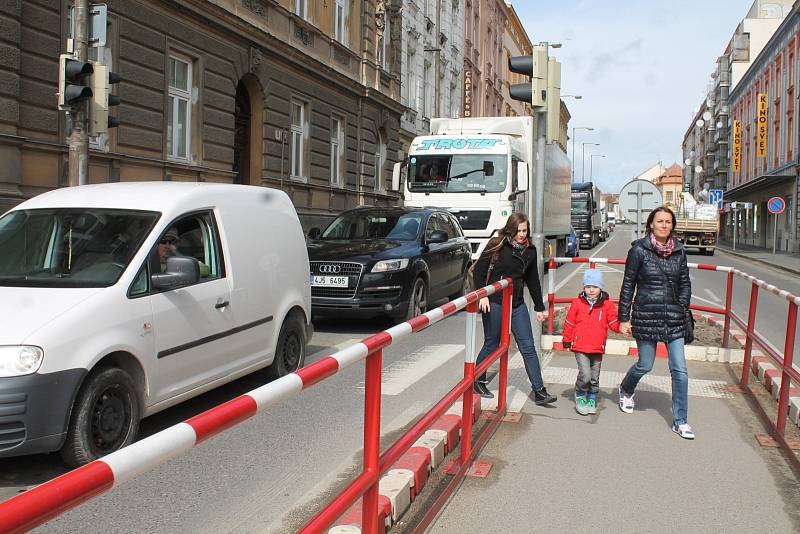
[724,170,796,199]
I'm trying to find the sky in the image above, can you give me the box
[512,0,755,194]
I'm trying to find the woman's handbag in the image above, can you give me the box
[650,251,695,344]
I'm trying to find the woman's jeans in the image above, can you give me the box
[475,303,544,391]
[620,338,689,425]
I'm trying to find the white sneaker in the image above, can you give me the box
[618,386,635,414]
[672,423,695,440]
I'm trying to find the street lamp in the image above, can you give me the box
[571,126,593,182]
[562,95,583,99]
[582,142,600,182]
[590,154,606,181]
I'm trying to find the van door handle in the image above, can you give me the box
[215,299,230,309]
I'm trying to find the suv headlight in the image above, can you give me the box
[0,346,44,377]
[372,258,409,273]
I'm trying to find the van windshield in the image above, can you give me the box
[0,208,159,287]
[408,155,507,193]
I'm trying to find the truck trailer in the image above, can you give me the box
[392,117,571,261]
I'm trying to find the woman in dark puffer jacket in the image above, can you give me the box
[617,206,695,440]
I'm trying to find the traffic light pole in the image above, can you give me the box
[68,0,90,187]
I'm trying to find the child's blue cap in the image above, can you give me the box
[583,268,604,290]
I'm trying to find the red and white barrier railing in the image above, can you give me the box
[546,255,800,472]
[0,279,514,534]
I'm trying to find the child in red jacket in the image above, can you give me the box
[562,269,621,416]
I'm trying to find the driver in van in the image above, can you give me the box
[158,227,179,272]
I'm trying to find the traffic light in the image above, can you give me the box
[546,57,561,143]
[89,63,121,136]
[58,54,93,110]
[508,47,548,108]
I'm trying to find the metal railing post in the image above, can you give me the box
[722,271,734,348]
[460,299,478,466]
[741,282,759,386]
[547,257,556,335]
[498,283,513,413]
[776,302,798,436]
[362,349,383,534]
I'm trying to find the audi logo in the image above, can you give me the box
[318,264,342,274]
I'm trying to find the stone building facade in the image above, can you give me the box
[0,0,405,229]
[462,0,507,118]
[398,0,465,154]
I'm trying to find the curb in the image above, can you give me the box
[328,395,488,532]
[716,247,800,277]
[543,313,745,363]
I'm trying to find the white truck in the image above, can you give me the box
[392,117,571,261]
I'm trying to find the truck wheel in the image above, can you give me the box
[60,367,140,467]
[266,314,306,380]
[405,277,428,321]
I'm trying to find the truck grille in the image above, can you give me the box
[449,210,491,230]
[310,261,363,299]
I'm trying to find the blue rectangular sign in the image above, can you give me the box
[709,189,723,210]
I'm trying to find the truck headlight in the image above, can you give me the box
[582,233,591,238]
[0,346,44,377]
[372,259,410,273]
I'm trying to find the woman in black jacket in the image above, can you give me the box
[618,206,695,439]
[472,213,556,405]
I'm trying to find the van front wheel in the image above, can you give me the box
[60,367,140,467]
[266,315,306,380]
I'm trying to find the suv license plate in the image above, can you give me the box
[311,275,349,287]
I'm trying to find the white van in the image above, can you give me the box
[0,182,312,465]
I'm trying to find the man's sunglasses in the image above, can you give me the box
[160,238,177,245]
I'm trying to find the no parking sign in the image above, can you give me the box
[768,196,786,214]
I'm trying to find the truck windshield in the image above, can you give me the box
[408,155,507,193]
[0,208,159,287]
[321,210,424,241]
[571,195,590,215]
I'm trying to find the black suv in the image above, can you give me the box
[307,206,471,321]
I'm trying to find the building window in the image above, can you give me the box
[294,0,307,20]
[330,115,345,187]
[335,0,347,44]
[167,54,192,161]
[291,99,308,181]
[423,61,431,117]
[378,18,390,69]
[375,131,386,192]
[666,190,673,203]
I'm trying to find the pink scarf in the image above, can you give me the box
[649,233,675,257]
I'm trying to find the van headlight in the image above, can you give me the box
[372,259,409,273]
[0,346,44,377]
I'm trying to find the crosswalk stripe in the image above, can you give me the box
[542,366,733,399]
[357,344,464,396]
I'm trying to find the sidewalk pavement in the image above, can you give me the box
[716,241,800,276]
[427,350,800,533]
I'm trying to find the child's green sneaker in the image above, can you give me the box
[575,395,590,416]
[587,397,597,414]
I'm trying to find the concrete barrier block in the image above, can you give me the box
[684,345,708,361]
[718,348,744,363]
[330,495,392,533]
[770,378,799,401]
[757,361,776,382]
[379,472,412,521]
[605,339,630,356]
[329,525,360,534]
[413,434,445,469]
[429,414,461,452]
[764,368,781,392]
[789,397,800,425]
[541,335,557,350]
[752,355,767,376]
[391,447,431,496]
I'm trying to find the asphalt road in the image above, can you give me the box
[1,225,797,532]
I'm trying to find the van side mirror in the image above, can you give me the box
[428,230,448,244]
[483,161,494,176]
[151,256,200,290]
[307,227,321,240]
[392,162,402,191]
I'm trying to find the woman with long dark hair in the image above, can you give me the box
[618,206,695,439]
[472,212,556,405]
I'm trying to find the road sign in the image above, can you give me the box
[709,189,723,210]
[768,196,786,214]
